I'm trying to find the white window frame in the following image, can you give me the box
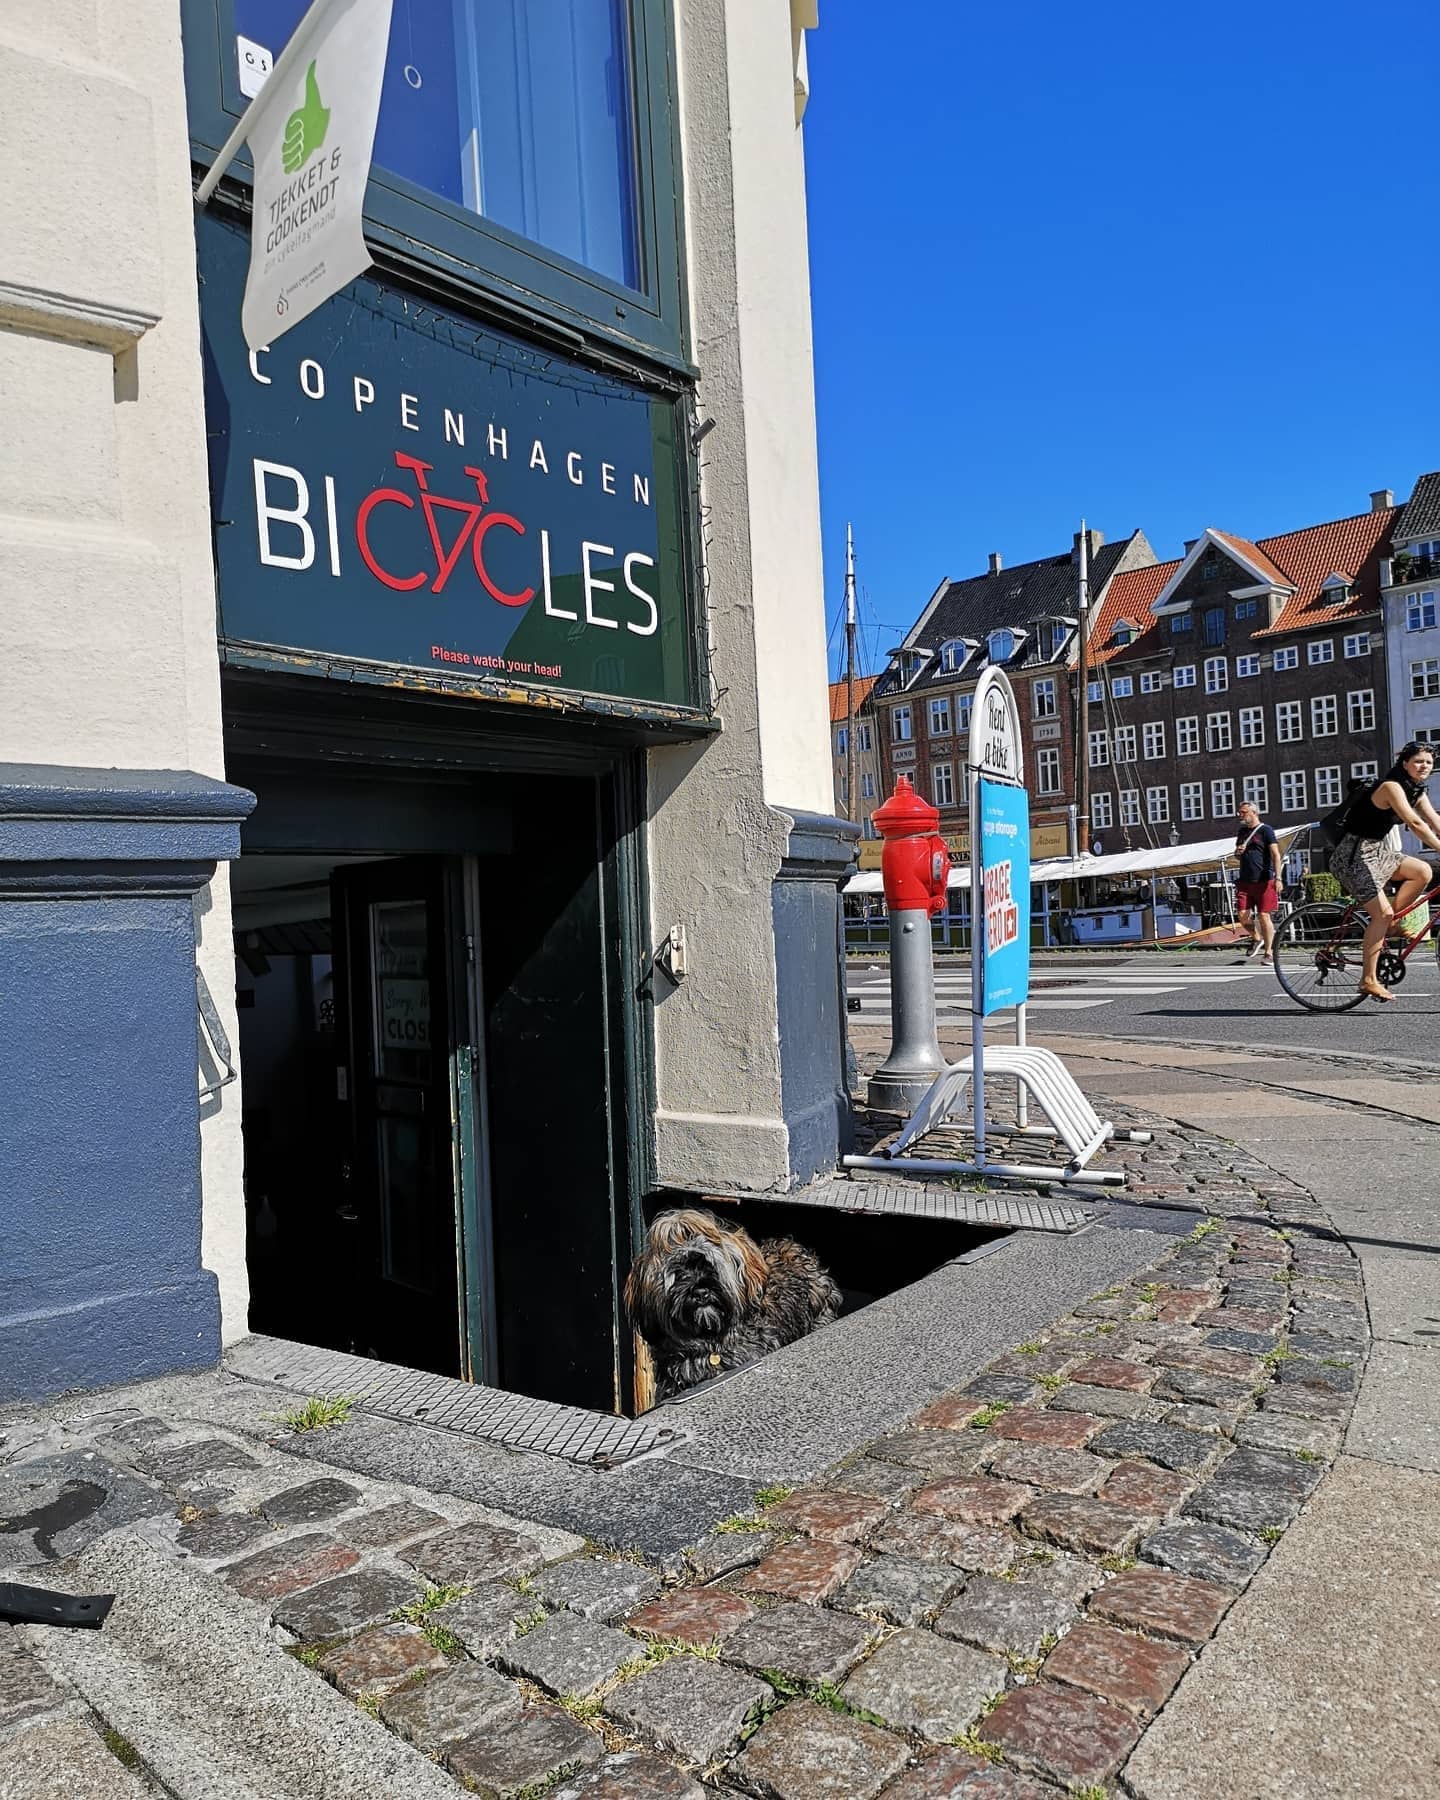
[1173,664,1197,688]
[858,723,873,752]
[1088,730,1109,768]
[1140,670,1163,693]
[1308,639,1335,665]
[1343,632,1369,658]
[835,725,848,754]
[1206,711,1232,752]
[1142,721,1166,760]
[892,705,913,743]
[932,761,955,808]
[1091,791,1112,829]
[1111,675,1134,699]
[1281,770,1307,813]
[958,694,973,733]
[1242,773,1268,811]
[1177,716,1200,756]
[1211,777,1236,818]
[1036,746,1061,795]
[1146,785,1170,824]
[1315,766,1341,808]
[1311,694,1338,738]
[1119,789,1141,827]
[1406,592,1437,632]
[1204,656,1228,694]
[1113,724,1137,764]
[1032,677,1057,719]
[1180,781,1204,821]
[861,770,876,799]
[1410,660,1440,701]
[1087,679,1102,703]
[928,696,953,737]
[1277,700,1302,742]
[1352,760,1379,781]
[1273,645,1299,670]
[1236,654,1261,678]
[1348,688,1375,731]
[1239,706,1264,748]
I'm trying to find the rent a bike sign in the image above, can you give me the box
[968,667,1031,1015]
[197,209,698,715]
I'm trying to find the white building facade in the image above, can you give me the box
[0,0,849,1413]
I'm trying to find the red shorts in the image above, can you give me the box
[1236,879,1278,913]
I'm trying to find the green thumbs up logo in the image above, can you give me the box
[282,61,330,174]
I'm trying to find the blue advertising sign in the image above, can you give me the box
[978,778,1031,1015]
[196,208,698,714]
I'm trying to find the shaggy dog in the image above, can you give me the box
[626,1207,841,1401]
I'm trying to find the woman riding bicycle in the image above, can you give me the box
[1329,742,1440,1002]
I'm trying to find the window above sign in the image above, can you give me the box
[186,0,684,363]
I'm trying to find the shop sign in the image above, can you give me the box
[978,778,1031,1015]
[197,209,697,714]
[969,668,1022,781]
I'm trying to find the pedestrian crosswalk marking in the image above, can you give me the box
[847,961,1268,1018]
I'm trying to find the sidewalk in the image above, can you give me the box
[0,1047,1433,1798]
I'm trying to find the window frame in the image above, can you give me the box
[1091,791,1112,829]
[1032,677,1058,718]
[932,761,955,809]
[1239,705,1264,748]
[1180,781,1204,821]
[1315,766,1341,808]
[1176,715,1200,756]
[1242,773,1268,811]
[1204,656,1228,694]
[1407,592,1438,632]
[1140,670,1163,694]
[892,705,913,743]
[1348,688,1376,731]
[1410,660,1440,700]
[1272,645,1299,670]
[1308,639,1335,665]
[1113,724,1137,764]
[1146,785,1170,824]
[181,0,690,368]
[1174,664,1197,689]
[928,696,953,737]
[1344,632,1369,657]
[1210,777,1235,818]
[1311,694,1339,738]
[1276,700,1303,743]
[1236,653,1261,678]
[1035,746,1061,795]
[1119,788,1141,827]
[1088,730,1110,768]
[1142,720,1166,760]
[1110,675,1134,699]
[1280,769,1308,813]
[1205,711,1232,752]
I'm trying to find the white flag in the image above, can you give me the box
[238,0,393,351]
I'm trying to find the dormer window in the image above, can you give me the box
[1111,620,1138,647]
[987,628,1018,663]
[1321,572,1353,605]
[939,639,966,673]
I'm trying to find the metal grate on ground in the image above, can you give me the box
[225,1336,678,1466]
[719,1175,1091,1234]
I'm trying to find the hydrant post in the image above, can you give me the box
[866,775,951,1113]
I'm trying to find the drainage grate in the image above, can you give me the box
[737,1177,1091,1234]
[225,1336,677,1465]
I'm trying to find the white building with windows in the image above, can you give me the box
[1382,472,1440,758]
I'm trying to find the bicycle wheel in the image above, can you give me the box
[1273,902,1369,1012]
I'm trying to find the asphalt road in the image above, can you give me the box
[846,948,1440,1068]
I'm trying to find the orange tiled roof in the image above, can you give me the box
[1087,506,1397,662]
[1087,560,1180,666]
[829,673,878,723]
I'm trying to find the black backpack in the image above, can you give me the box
[1314,776,1372,849]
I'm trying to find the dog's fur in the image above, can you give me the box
[626,1206,841,1401]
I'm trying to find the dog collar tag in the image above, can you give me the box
[708,1353,722,1367]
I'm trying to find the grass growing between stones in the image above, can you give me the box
[271,1394,357,1434]
[967,1402,1012,1431]
[513,1606,548,1638]
[1014,1341,1044,1356]
[947,1728,1003,1764]
[1260,1341,1295,1368]
[1259,1526,1285,1545]
[755,1486,793,1510]
[102,1728,143,1772]
[355,1692,383,1719]
[393,1582,471,1655]
[1098,1554,1135,1574]
[1035,1374,1065,1394]
[1186,1219,1221,1242]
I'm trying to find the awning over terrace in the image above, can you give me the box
[842,823,1314,895]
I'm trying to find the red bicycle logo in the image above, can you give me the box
[355,451,535,606]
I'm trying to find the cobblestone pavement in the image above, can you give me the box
[0,1094,1369,1798]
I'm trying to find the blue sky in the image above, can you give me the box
[805,1,1440,678]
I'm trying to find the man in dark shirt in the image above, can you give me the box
[1234,800,1282,962]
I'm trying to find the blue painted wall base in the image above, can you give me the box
[0,767,253,1403]
[772,809,861,1186]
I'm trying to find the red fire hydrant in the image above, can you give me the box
[873,775,951,917]
[867,775,950,1111]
